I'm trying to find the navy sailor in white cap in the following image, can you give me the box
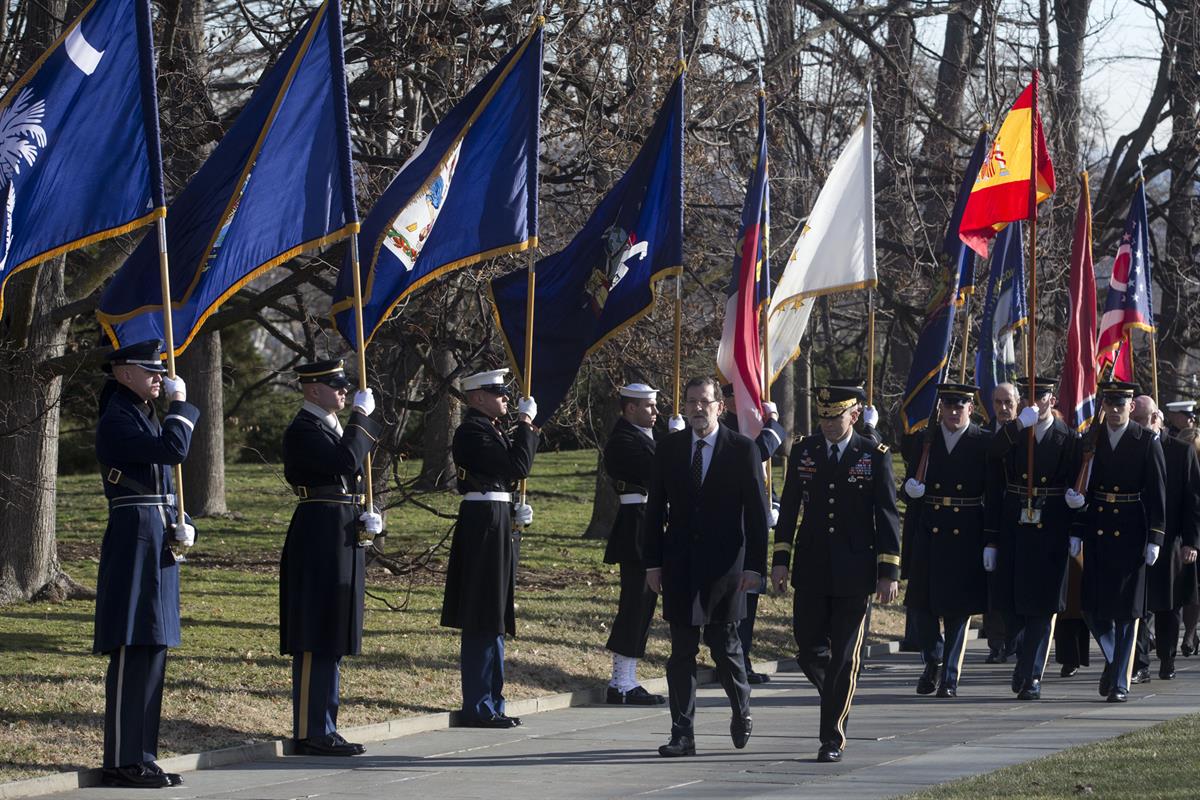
[441,368,538,727]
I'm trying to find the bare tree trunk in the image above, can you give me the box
[178,331,227,515]
[417,347,459,490]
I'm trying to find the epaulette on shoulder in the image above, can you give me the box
[876,442,890,453]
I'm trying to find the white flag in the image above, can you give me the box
[766,96,875,382]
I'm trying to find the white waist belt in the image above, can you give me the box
[619,493,647,504]
[463,491,512,503]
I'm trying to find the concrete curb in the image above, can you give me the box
[0,638,925,799]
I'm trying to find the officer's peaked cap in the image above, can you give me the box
[296,359,351,388]
[103,339,167,373]
[463,368,510,393]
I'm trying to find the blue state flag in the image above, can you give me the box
[490,69,685,426]
[97,0,357,353]
[0,0,164,319]
[899,129,989,432]
[332,24,542,350]
[974,220,1027,421]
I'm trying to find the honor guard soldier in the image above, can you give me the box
[94,340,199,788]
[601,383,666,705]
[719,382,788,684]
[1163,399,1197,438]
[1065,381,1166,702]
[279,360,382,756]
[1132,396,1200,681]
[441,368,537,728]
[985,376,1080,699]
[773,385,900,763]
[901,383,990,698]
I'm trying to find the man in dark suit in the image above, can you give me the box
[719,382,787,684]
[983,381,1024,664]
[441,368,538,728]
[644,376,768,757]
[1132,395,1200,681]
[94,340,199,788]
[280,360,382,756]
[773,385,900,763]
[902,383,990,698]
[1067,381,1166,702]
[985,376,1080,700]
[601,383,667,705]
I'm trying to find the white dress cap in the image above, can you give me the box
[463,368,511,391]
[1164,401,1196,413]
[619,383,659,400]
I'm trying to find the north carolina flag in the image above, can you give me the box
[1056,172,1098,431]
[958,74,1055,258]
[715,92,769,440]
[1096,179,1154,381]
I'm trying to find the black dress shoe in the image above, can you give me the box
[456,714,517,729]
[1107,687,1128,703]
[101,764,170,788]
[658,734,696,757]
[1132,668,1151,685]
[936,682,957,698]
[1018,679,1041,700]
[1182,640,1196,657]
[330,731,366,754]
[498,714,522,727]
[747,670,771,685]
[986,649,1001,664]
[916,662,941,695]
[1011,667,1023,694]
[606,685,666,705]
[817,743,842,763]
[1159,661,1176,680]
[730,715,753,749]
[1060,664,1079,678]
[293,734,363,756]
[1099,663,1114,697]
[142,761,183,786]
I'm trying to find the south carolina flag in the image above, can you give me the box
[958,73,1055,257]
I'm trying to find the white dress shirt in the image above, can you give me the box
[1108,421,1129,450]
[1035,416,1054,443]
[823,430,853,462]
[690,427,719,483]
[303,401,343,437]
[941,423,967,454]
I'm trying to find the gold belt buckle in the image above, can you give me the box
[942,496,952,507]
[297,486,308,499]
[1104,492,1116,503]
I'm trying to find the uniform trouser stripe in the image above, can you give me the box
[298,652,312,740]
[834,605,869,749]
[954,617,972,678]
[1126,618,1140,688]
[1040,614,1058,679]
[103,645,166,767]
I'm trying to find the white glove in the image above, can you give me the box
[172,522,195,546]
[863,405,879,427]
[514,502,533,527]
[667,414,686,432]
[163,375,186,401]
[762,401,778,419]
[352,388,375,416]
[1145,543,1161,566]
[1017,405,1039,429]
[769,503,780,528]
[359,511,384,535]
[982,546,997,573]
[517,396,537,420]
[1069,536,1082,557]
[1065,488,1086,509]
[904,478,926,499]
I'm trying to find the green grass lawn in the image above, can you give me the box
[0,452,905,784]
[901,712,1200,799]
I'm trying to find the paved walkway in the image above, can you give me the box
[35,639,1200,799]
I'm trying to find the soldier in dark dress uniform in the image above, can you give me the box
[1161,400,1200,656]
[94,340,199,788]
[601,383,666,705]
[441,368,538,728]
[1132,396,1200,680]
[985,376,1080,700]
[1067,381,1166,702]
[719,382,787,684]
[901,383,990,698]
[280,360,382,756]
[773,385,900,763]
[1163,399,1197,439]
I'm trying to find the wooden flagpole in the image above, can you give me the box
[156,217,189,556]
[519,4,545,509]
[348,229,375,541]
[1023,69,1040,523]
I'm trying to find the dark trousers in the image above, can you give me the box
[914,610,969,687]
[1140,608,1182,666]
[292,652,340,740]
[737,591,761,671]
[1014,615,1052,684]
[665,621,749,737]
[103,645,167,768]
[984,610,1022,657]
[1085,614,1137,693]
[793,591,870,749]
[1054,618,1091,668]
[606,561,658,658]
[461,631,505,721]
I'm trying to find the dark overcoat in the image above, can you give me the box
[902,424,990,617]
[93,386,199,654]
[440,408,538,635]
[774,431,901,597]
[986,417,1080,615]
[1075,422,1166,619]
[1146,433,1200,611]
[643,424,769,626]
[602,417,656,565]
[279,407,381,656]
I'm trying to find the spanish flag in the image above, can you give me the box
[958,73,1055,257]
